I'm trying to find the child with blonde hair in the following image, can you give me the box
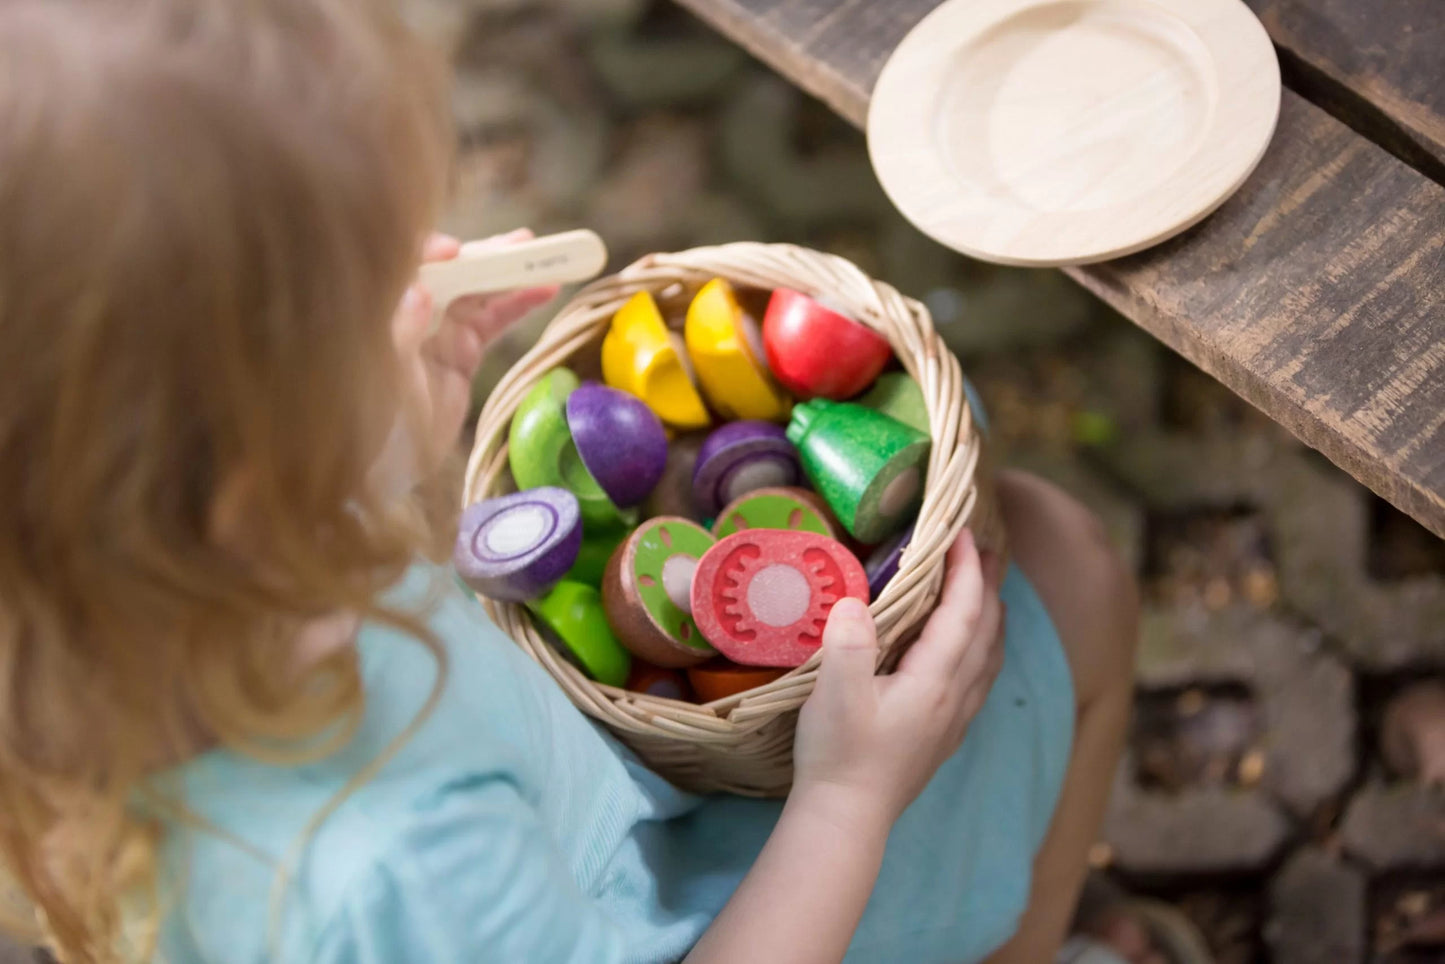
[0,1,1140,962]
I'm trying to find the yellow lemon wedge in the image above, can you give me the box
[602,292,711,431]
[683,279,790,422]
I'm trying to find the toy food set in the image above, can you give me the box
[684,279,790,421]
[526,580,631,688]
[788,399,930,544]
[603,292,711,431]
[602,516,717,668]
[857,371,929,433]
[864,523,915,601]
[462,242,997,796]
[454,487,582,602]
[711,486,838,540]
[762,288,892,399]
[692,420,802,517]
[627,662,694,701]
[691,529,870,668]
[687,661,786,703]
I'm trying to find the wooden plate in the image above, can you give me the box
[867,0,1280,266]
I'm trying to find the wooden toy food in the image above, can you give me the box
[762,288,892,399]
[692,421,803,517]
[787,399,931,544]
[566,381,669,509]
[602,291,711,430]
[454,488,583,602]
[626,662,693,701]
[711,486,838,540]
[687,660,786,703]
[466,241,996,799]
[566,525,631,587]
[690,529,868,668]
[856,372,929,434]
[528,580,631,687]
[509,368,632,528]
[684,279,790,421]
[644,430,707,521]
[864,523,914,600]
[602,517,717,667]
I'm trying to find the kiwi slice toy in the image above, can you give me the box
[711,486,839,540]
[602,516,717,668]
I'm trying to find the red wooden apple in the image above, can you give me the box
[762,288,892,400]
[690,529,868,668]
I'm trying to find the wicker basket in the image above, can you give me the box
[463,242,1001,797]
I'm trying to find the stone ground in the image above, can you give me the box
[422,3,1445,960]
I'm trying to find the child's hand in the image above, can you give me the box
[392,230,558,477]
[792,530,1006,826]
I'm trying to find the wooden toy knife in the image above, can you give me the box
[419,228,607,327]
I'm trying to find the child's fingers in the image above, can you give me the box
[812,598,880,710]
[421,312,484,376]
[458,227,533,256]
[449,285,558,347]
[421,285,556,384]
[954,588,1002,683]
[945,526,976,568]
[397,233,458,355]
[897,529,985,682]
[934,548,1003,689]
[422,232,461,262]
[451,284,557,326]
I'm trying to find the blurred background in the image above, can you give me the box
[415,2,1445,961]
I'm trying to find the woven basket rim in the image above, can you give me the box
[463,241,989,745]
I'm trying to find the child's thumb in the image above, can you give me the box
[815,598,879,703]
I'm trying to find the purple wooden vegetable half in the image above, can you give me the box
[565,381,669,508]
[691,420,802,517]
[455,487,582,601]
[864,523,914,600]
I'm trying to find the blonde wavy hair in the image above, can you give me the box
[0,0,455,959]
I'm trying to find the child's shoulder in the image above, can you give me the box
[160,723,566,964]
[158,565,605,961]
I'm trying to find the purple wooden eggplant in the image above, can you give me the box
[565,381,668,508]
[454,487,582,601]
[691,420,803,517]
[864,523,914,600]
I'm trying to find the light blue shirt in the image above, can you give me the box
[156,562,1072,963]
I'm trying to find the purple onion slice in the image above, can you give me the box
[691,420,802,517]
[454,487,582,602]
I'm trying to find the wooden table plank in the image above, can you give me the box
[1246,0,1445,178]
[673,0,1445,538]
